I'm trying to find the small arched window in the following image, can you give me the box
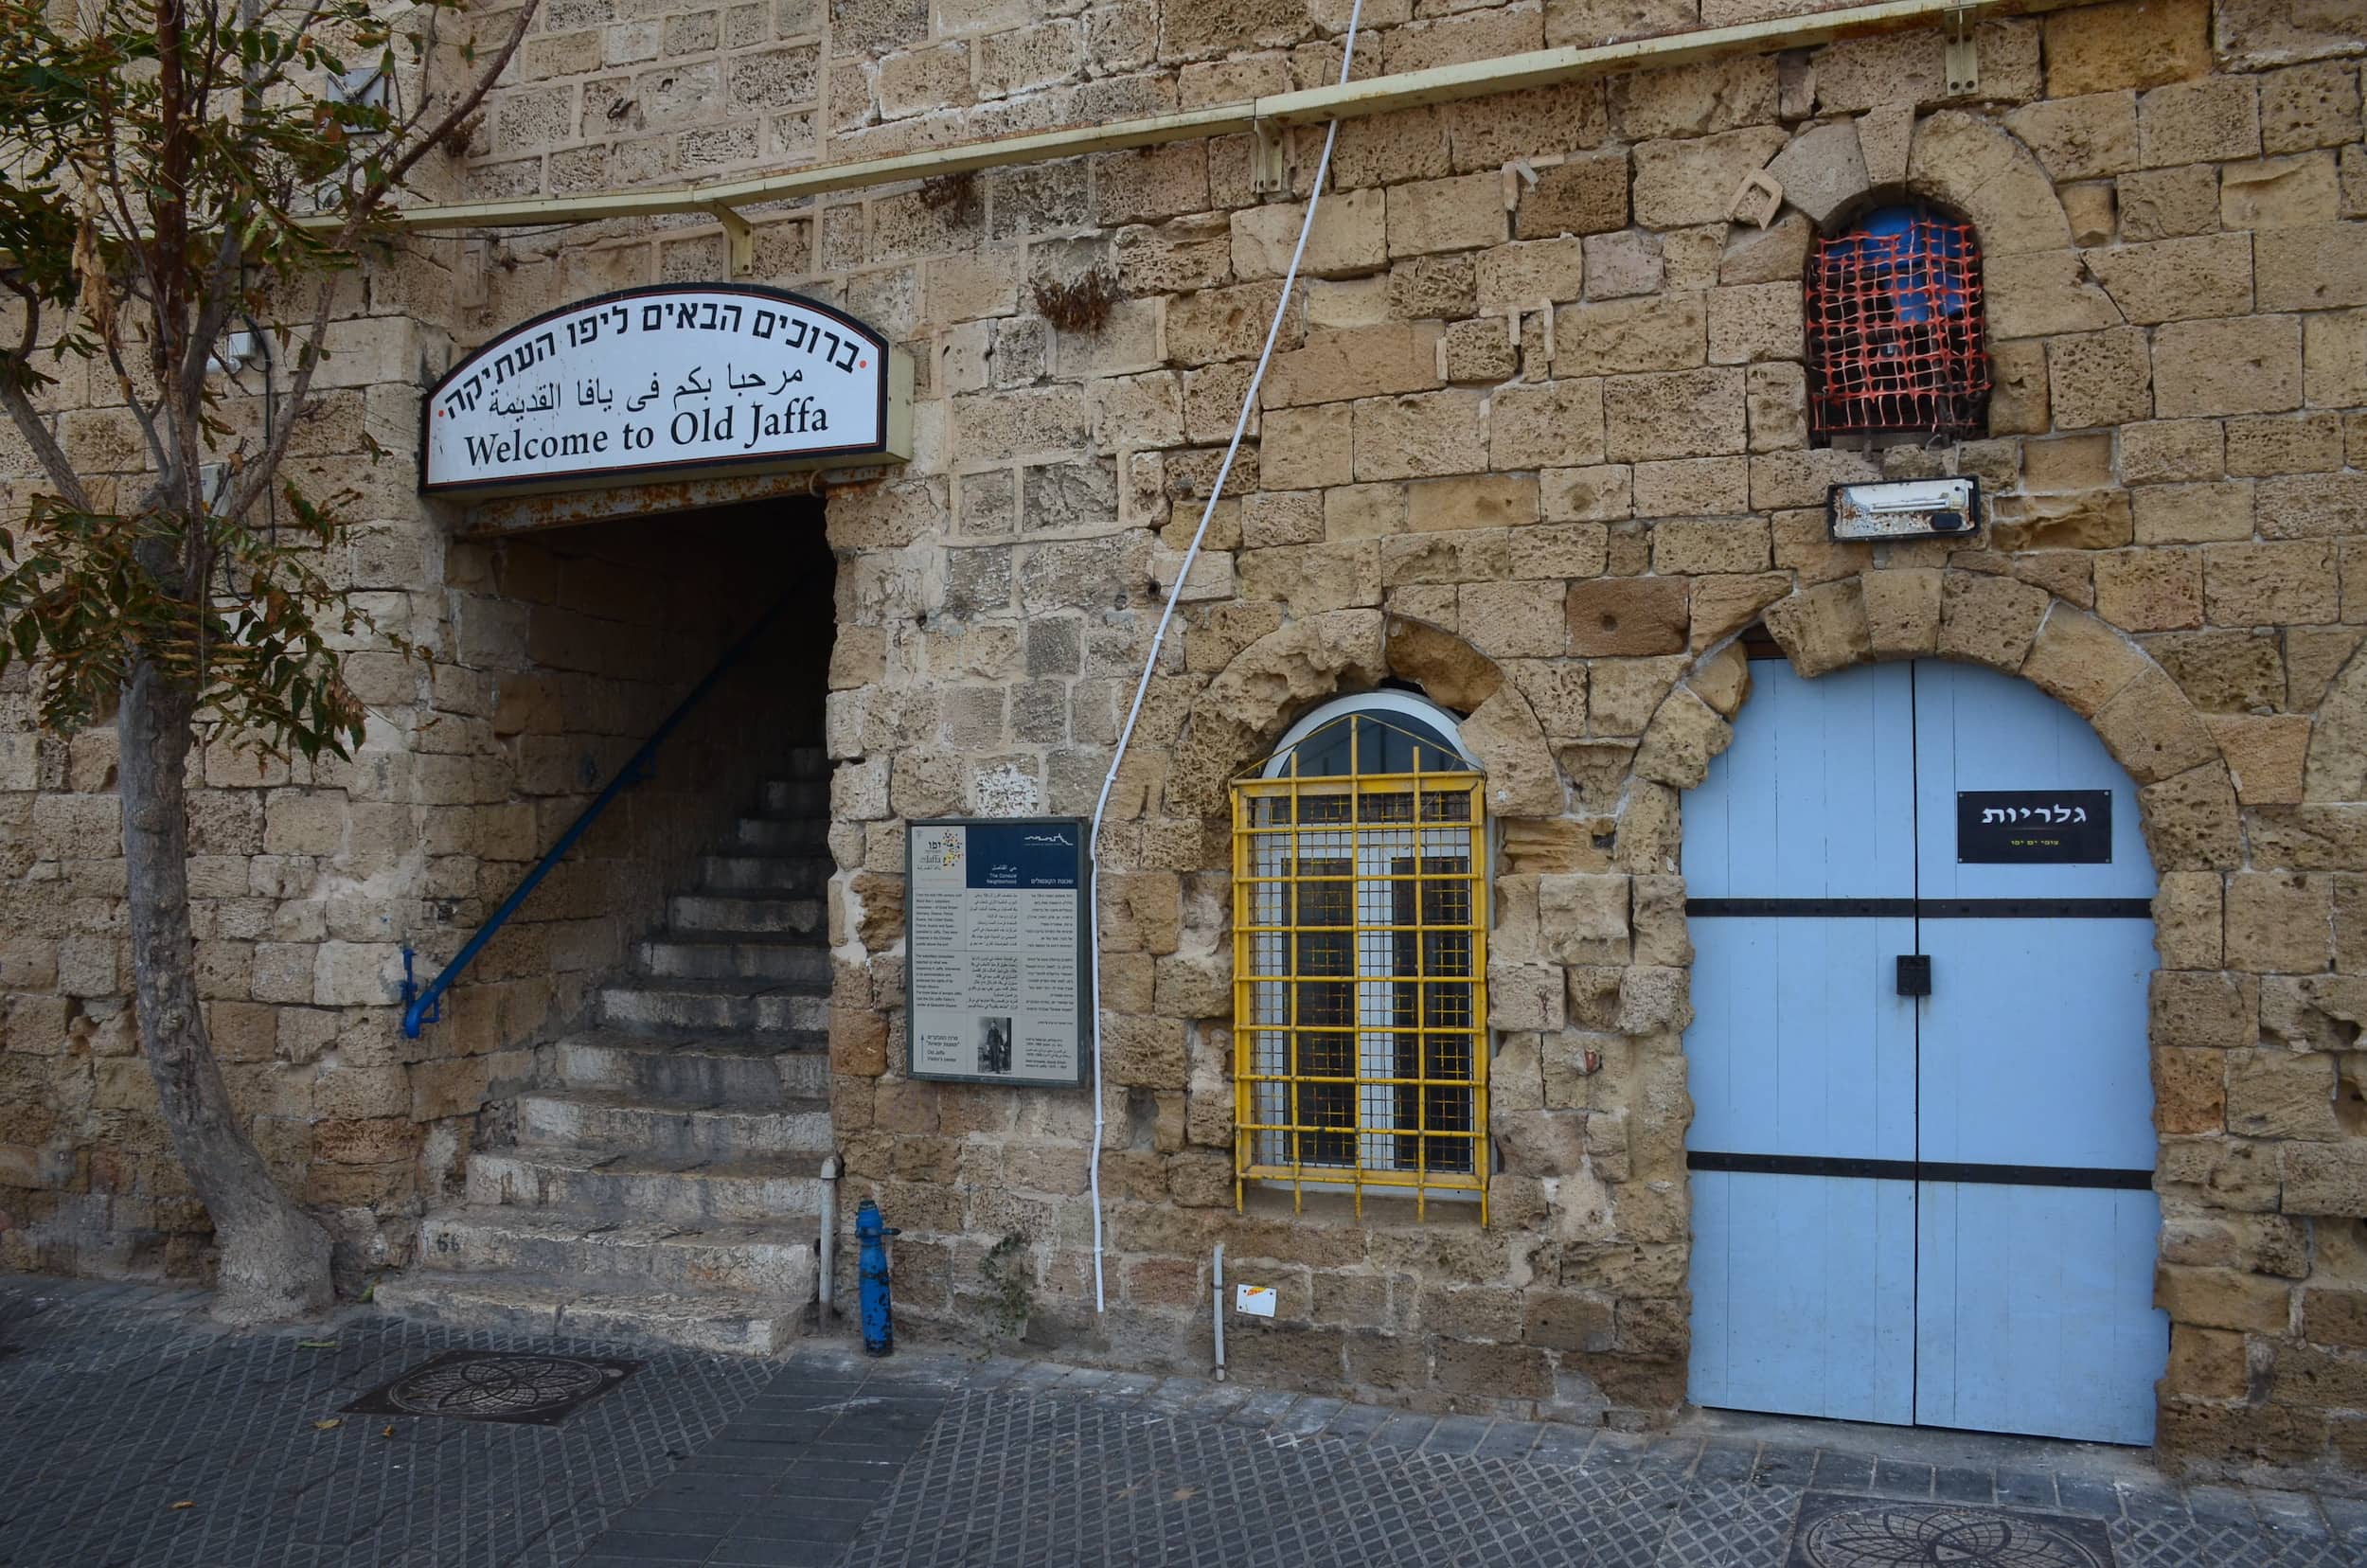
[1231,693,1491,1220]
[1806,204,1990,442]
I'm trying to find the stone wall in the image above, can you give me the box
[8,0,2367,1485]
[792,0,2367,1483]
[0,295,824,1281]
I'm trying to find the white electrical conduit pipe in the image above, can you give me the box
[1082,0,1368,1318]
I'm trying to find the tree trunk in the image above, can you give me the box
[119,655,334,1324]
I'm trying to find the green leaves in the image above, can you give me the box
[0,0,520,764]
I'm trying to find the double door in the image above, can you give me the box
[1682,658,2167,1445]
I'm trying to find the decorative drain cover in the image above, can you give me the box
[1791,1494,2114,1568]
[346,1349,641,1426]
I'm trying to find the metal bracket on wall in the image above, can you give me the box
[711,205,754,276]
[1944,4,1979,96]
[1251,119,1286,196]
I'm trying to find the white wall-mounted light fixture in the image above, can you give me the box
[1829,477,1981,542]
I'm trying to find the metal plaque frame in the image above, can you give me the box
[903,816,1093,1089]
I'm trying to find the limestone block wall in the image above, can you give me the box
[6,0,2367,1485]
[0,241,819,1284]
[770,1,2364,1481]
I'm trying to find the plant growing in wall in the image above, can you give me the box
[0,0,534,1323]
[979,1232,1034,1338]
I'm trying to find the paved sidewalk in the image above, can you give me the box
[5,1274,2363,1568]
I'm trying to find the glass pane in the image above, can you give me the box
[1282,711,1463,778]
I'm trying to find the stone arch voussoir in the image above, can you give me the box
[1166,609,1563,821]
[1635,568,2243,873]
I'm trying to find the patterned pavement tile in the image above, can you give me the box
[0,1280,773,1568]
[9,1277,2365,1568]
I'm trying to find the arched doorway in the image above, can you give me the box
[1682,651,2168,1444]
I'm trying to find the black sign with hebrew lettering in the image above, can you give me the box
[1956,791,2112,864]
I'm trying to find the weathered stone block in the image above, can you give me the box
[1629,127,1787,230]
[2006,92,2141,182]
[1937,573,2052,673]
[1476,238,1587,309]
[2044,329,2152,428]
[2082,234,2253,325]
[2043,0,2209,97]
[2223,153,2342,231]
[1704,282,1802,365]
[2156,1264,2290,1334]
[1602,369,1745,461]
[1262,323,1442,409]
[1386,172,1506,257]
[2155,1048,2226,1136]
[2205,542,2338,627]
[1555,294,1706,375]
[2095,550,2203,632]
[2138,78,2262,167]
[1567,578,1690,657]
[1762,119,1867,226]
[2256,223,2367,312]
[2262,62,2363,154]
[2226,871,2334,974]
[1352,392,1489,482]
[2118,162,2220,241]
[2140,761,2245,870]
[2152,316,2304,418]
[2283,1143,2367,1218]
[1631,686,1731,790]
[1515,151,1629,241]
[1490,380,1607,470]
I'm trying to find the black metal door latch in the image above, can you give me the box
[1896,954,1931,997]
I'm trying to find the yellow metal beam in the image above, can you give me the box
[365,0,2089,238]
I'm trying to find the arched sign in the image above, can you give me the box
[421,284,911,496]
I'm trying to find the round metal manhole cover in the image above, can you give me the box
[1799,1504,2110,1568]
[383,1354,620,1420]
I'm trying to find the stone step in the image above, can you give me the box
[553,1030,830,1103]
[599,979,829,1035]
[467,1146,828,1223]
[416,1206,820,1296]
[636,936,832,986]
[727,815,830,853]
[699,853,831,895]
[760,778,830,814]
[515,1088,831,1159]
[374,1267,809,1357]
[667,892,825,936]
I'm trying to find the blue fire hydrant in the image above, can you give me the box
[856,1199,898,1357]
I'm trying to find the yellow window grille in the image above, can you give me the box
[1230,711,1490,1222]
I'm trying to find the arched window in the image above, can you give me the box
[1806,203,1990,441]
[1231,692,1490,1220]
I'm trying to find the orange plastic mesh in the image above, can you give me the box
[1806,213,1990,438]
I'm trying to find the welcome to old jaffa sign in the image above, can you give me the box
[421,284,912,496]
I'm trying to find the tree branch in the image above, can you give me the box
[344,0,541,233]
[223,0,540,525]
[0,283,91,511]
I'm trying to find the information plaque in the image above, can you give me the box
[905,817,1091,1087]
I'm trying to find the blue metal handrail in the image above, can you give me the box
[400,596,791,1039]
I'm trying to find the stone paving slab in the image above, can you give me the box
[6,1276,2364,1568]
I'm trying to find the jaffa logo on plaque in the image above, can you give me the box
[421,284,911,496]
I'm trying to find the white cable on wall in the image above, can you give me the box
[1082,0,1369,1315]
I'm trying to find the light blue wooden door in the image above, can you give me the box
[1911,662,2166,1445]
[1684,660,1919,1424]
[1683,658,2166,1443]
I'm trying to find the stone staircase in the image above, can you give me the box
[377,751,838,1355]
